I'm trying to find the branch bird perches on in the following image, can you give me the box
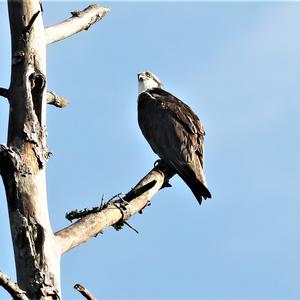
[55,160,175,254]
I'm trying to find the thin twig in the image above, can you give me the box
[123,220,139,234]
[0,271,29,300]
[66,206,100,222]
[74,283,96,300]
[65,193,126,222]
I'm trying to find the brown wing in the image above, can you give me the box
[138,88,211,203]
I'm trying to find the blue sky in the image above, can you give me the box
[0,1,300,299]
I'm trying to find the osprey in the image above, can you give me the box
[137,71,211,204]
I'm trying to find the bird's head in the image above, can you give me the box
[138,71,163,94]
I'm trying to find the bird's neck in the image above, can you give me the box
[138,81,159,94]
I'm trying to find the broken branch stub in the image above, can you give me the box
[74,283,96,300]
[47,91,69,108]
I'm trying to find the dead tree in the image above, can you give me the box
[0,1,174,299]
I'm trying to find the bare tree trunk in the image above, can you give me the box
[1,1,60,298]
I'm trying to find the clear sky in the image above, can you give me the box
[0,1,300,299]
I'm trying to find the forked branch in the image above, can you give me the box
[55,161,175,254]
[45,4,110,45]
[0,271,29,300]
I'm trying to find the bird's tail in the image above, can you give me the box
[167,160,212,205]
[189,180,212,205]
[179,164,212,205]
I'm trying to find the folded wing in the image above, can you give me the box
[138,88,211,204]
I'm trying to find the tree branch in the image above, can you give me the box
[45,4,110,45]
[0,88,9,99]
[0,271,29,300]
[55,161,175,255]
[74,283,96,300]
[47,91,69,108]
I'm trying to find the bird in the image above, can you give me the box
[137,71,211,204]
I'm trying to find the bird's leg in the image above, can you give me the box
[154,159,175,189]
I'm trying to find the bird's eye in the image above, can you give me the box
[145,72,151,78]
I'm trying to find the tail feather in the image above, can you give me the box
[189,180,211,205]
[179,175,211,204]
[164,160,211,204]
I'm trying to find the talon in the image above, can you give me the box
[162,181,172,188]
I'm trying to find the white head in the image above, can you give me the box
[138,71,163,94]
